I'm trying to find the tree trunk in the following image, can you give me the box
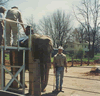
[71,57,73,67]
[88,34,91,57]
[80,57,82,66]
[92,33,95,58]
[87,56,89,66]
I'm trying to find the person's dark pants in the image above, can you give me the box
[56,66,64,90]
[19,39,28,47]
[0,22,3,45]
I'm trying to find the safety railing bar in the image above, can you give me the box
[0,46,30,50]
[0,18,32,51]
[5,78,29,82]
[5,71,37,74]
[4,65,21,68]
[0,18,31,26]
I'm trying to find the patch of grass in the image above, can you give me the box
[94,53,100,56]
[5,54,9,60]
[91,57,99,60]
[51,57,53,62]
[67,58,72,61]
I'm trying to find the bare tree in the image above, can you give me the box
[73,0,100,57]
[94,28,100,53]
[38,9,72,47]
[73,0,91,51]
[90,0,100,57]
[72,26,87,43]
[0,0,9,5]
[25,15,37,33]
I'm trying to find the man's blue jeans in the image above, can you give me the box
[56,66,64,89]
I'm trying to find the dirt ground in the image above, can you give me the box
[4,61,100,96]
[41,65,100,96]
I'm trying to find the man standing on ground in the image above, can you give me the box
[53,46,67,91]
[6,6,25,46]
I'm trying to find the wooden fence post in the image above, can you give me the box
[29,51,41,96]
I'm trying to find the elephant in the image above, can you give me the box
[10,33,53,92]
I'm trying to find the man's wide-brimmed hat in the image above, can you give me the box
[58,46,64,50]
[11,6,18,9]
[0,6,6,13]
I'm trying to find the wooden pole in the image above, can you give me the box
[29,51,41,96]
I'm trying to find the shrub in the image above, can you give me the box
[75,48,85,59]
[68,51,74,57]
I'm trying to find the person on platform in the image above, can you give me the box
[0,6,6,45]
[6,6,25,46]
[19,26,34,47]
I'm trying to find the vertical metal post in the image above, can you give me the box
[29,26,31,51]
[23,50,25,94]
[4,20,6,50]
[1,48,4,89]
[18,23,20,51]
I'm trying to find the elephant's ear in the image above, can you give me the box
[45,39,50,44]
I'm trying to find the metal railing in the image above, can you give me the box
[0,18,32,51]
[0,18,32,95]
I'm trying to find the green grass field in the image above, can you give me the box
[5,53,100,63]
[51,53,100,63]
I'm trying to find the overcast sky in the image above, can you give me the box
[6,0,82,27]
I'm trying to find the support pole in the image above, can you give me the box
[0,48,4,90]
[22,50,25,94]
[29,50,41,96]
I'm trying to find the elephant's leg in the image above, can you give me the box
[44,64,49,89]
[41,64,45,91]
[41,63,50,91]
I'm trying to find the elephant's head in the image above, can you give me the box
[29,34,53,63]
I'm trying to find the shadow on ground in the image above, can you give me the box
[41,90,64,96]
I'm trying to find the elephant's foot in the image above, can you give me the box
[41,88,46,92]
[41,80,48,92]
[41,83,47,92]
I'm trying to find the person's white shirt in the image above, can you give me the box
[0,13,3,21]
